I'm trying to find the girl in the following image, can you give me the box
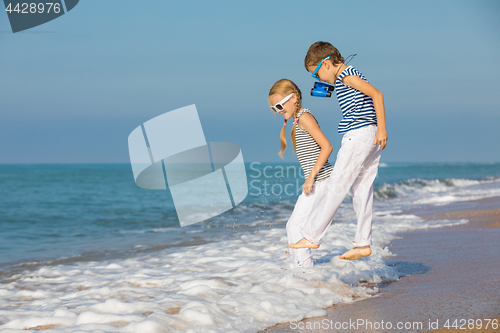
[268,79,333,268]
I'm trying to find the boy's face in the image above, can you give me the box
[307,60,335,85]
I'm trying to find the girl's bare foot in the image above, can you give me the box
[289,238,319,249]
[339,245,371,260]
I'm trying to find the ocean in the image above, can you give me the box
[0,162,499,332]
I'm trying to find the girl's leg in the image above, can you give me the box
[286,180,329,268]
[286,198,313,268]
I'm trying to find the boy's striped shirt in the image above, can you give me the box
[335,66,377,133]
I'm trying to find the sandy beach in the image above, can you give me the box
[261,196,500,333]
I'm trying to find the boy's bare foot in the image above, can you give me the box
[339,245,371,260]
[289,238,319,249]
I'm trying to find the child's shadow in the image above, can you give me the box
[387,260,430,276]
[315,251,430,289]
[379,260,431,289]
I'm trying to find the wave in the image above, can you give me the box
[374,177,500,205]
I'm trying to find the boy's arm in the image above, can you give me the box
[297,113,333,195]
[342,75,388,150]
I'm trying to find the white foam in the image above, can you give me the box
[0,209,467,332]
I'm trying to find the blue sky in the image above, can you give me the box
[0,0,499,164]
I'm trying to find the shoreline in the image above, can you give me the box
[261,196,500,333]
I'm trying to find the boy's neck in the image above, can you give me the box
[333,63,347,81]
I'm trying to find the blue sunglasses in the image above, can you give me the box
[311,56,330,81]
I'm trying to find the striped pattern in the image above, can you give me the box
[335,66,377,133]
[295,109,333,182]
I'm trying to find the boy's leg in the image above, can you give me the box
[351,145,382,247]
[299,135,366,245]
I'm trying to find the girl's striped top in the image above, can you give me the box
[295,109,333,182]
[335,66,377,133]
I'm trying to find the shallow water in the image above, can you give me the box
[0,162,499,332]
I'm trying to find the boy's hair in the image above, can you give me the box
[268,79,302,159]
[304,41,344,69]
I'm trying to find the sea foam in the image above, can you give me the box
[0,211,466,333]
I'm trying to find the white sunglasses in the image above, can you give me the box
[270,93,294,113]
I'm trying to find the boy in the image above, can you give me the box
[289,41,388,260]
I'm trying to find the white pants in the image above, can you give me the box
[286,179,330,268]
[300,125,382,248]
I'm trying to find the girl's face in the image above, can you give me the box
[269,93,297,120]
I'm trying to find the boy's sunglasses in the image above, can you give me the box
[311,56,330,80]
[270,93,294,113]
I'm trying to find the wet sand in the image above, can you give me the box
[261,197,500,333]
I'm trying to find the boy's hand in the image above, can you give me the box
[374,128,388,150]
[302,177,315,196]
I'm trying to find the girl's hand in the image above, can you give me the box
[373,128,388,150]
[302,178,315,196]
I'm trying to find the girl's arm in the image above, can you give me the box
[297,113,333,195]
[342,75,388,150]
